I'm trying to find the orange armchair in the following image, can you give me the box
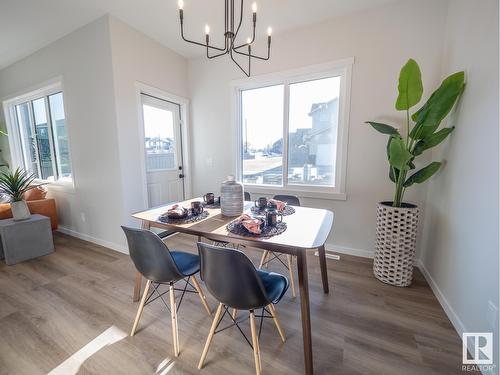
[0,198,58,230]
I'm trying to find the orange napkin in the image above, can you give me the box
[236,214,263,234]
[268,199,287,212]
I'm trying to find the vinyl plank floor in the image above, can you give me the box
[0,232,466,374]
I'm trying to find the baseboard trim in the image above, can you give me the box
[57,226,129,255]
[416,259,466,336]
[322,244,374,259]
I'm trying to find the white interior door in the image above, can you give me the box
[141,94,184,208]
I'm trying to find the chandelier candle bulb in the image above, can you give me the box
[252,2,257,13]
[178,0,184,10]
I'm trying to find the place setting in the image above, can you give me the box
[227,204,287,238]
[158,200,209,224]
[250,197,296,216]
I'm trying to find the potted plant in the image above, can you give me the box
[0,168,40,221]
[367,59,465,287]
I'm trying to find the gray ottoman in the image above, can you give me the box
[0,214,54,265]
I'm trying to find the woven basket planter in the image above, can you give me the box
[373,201,419,287]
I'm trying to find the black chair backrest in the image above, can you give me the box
[244,191,251,201]
[273,194,300,206]
[197,242,270,310]
[121,226,184,283]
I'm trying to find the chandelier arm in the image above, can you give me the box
[233,46,270,61]
[207,46,229,59]
[230,49,250,77]
[233,0,245,44]
[207,32,229,59]
[233,21,256,49]
[181,22,226,51]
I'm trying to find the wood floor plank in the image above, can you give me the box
[0,232,465,374]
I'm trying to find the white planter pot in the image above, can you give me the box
[373,201,419,287]
[11,200,31,221]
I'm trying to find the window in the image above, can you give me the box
[3,82,72,183]
[235,59,352,198]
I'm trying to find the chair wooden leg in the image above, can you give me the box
[249,311,262,374]
[287,255,296,297]
[268,304,286,343]
[198,302,223,369]
[191,275,212,315]
[130,279,151,336]
[259,251,269,269]
[231,309,237,320]
[169,283,179,357]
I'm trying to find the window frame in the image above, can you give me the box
[2,79,75,190]
[231,58,353,200]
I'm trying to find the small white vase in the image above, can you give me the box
[11,200,31,221]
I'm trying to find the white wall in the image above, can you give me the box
[108,16,189,227]
[419,0,499,372]
[187,0,448,255]
[0,17,126,250]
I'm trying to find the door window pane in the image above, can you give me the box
[241,85,284,186]
[288,76,340,186]
[143,104,177,171]
[32,98,56,180]
[49,93,72,179]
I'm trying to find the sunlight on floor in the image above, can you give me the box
[156,357,175,374]
[47,326,128,375]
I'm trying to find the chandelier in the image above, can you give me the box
[177,0,272,76]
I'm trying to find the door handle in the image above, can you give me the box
[179,174,185,178]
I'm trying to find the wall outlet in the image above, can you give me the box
[206,157,213,167]
[80,212,86,223]
[487,300,498,330]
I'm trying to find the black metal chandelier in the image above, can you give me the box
[177,0,272,77]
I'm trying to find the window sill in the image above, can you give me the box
[243,184,347,201]
[39,180,76,194]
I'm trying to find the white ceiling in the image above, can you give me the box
[0,0,400,70]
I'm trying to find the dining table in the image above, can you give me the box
[131,197,333,375]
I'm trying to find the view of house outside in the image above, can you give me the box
[241,76,340,187]
[142,104,177,171]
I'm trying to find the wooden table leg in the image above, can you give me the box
[317,245,329,294]
[133,271,143,302]
[132,220,150,302]
[297,250,314,375]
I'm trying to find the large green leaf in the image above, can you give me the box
[388,136,412,170]
[366,121,399,135]
[396,59,423,110]
[413,127,455,156]
[410,71,465,139]
[403,162,442,187]
[389,166,399,183]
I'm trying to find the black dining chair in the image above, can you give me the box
[197,242,288,374]
[258,194,300,297]
[121,226,211,357]
[244,191,251,201]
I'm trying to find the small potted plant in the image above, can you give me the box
[367,59,465,287]
[0,168,40,221]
